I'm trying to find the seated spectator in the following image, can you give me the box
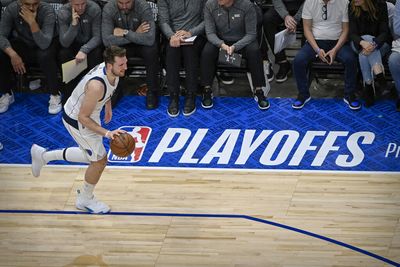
[201,0,270,110]
[0,0,61,114]
[1,0,13,21]
[158,0,206,117]
[262,0,305,83]
[349,0,390,107]
[102,0,160,109]
[292,0,361,110]
[389,0,400,111]
[58,0,103,105]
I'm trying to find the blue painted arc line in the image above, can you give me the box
[0,210,398,266]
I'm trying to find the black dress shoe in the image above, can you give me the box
[167,93,179,117]
[364,84,375,107]
[183,93,196,116]
[146,90,158,109]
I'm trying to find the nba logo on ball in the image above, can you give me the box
[107,126,152,163]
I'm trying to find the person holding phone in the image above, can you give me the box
[292,0,361,110]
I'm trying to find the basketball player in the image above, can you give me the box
[30,46,128,213]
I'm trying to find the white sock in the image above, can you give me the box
[82,181,95,198]
[43,147,89,163]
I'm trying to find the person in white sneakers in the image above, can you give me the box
[0,0,62,114]
[31,46,127,214]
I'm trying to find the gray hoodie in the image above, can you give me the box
[158,0,206,39]
[58,0,102,54]
[102,0,155,47]
[273,0,304,22]
[204,0,257,51]
[0,1,55,51]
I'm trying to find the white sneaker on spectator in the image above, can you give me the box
[48,94,62,114]
[0,92,15,113]
[31,144,46,177]
[76,190,111,214]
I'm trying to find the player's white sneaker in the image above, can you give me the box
[31,144,46,177]
[76,190,111,214]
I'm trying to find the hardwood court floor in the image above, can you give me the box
[0,166,399,267]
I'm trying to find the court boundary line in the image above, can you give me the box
[1,164,400,175]
[0,209,398,266]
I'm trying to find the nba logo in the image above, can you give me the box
[108,126,152,163]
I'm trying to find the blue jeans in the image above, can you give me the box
[351,35,391,84]
[293,40,357,98]
[389,51,400,97]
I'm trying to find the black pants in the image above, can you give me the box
[0,38,59,95]
[165,36,206,94]
[58,42,103,104]
[200,41,266,88]
[125,41,160,93]
[262,7,299,63]
[111,41,160,107]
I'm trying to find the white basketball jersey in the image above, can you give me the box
[64,63,119,125]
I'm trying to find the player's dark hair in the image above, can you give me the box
[103,46,126,64]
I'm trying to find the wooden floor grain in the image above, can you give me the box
[0,166,399,267]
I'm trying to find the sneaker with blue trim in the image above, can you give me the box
[292,95,311,109]
[343,94,361,110]
[76,190,111,214]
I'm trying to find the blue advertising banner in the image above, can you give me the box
[0,93,399,172]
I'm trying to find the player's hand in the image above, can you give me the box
[136,22,150,33]
[75,51,87,64]
[10,53,26,74]
[71,7,80,26]
[105,129,126,140]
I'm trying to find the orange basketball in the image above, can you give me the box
[110,133,135,157]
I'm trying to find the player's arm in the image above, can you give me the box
[104,100,112,124]
[78,80,123,139]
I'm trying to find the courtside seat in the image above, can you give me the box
[216,58,255,94]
